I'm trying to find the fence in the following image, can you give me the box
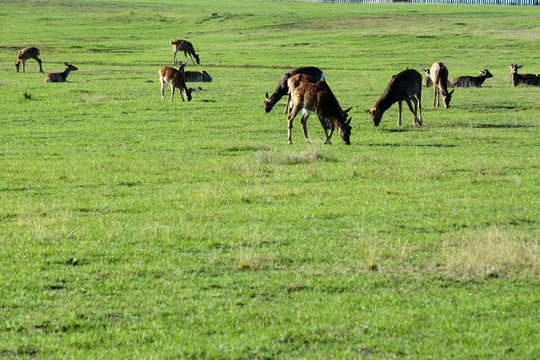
[300,0,539,4]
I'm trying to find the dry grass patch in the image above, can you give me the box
[443,226,539,278]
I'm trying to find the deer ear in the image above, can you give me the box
[343,107,352,114]
[449,89,454,95]
[365,109,371,114]
[517,65,523,69]
[265,92,269,98]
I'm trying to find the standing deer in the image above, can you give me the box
[44,63,78,83]
[170,39,200,65]
[366,69,423,127]
[288,82,351,145]
[159,64,192,102]
[508,65,540,87]
[263,66,325,113]
[451,69,493,88]
[422,69,452,88]
[14,47,43,73]
[183,70,213,82]
[428,62,453,108]
[286,73,351,126]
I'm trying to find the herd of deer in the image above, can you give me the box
[13,40,212,96]
[263,62,539,145]
[14,44,539,146]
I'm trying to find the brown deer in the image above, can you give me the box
[263,67,325,113]
[508,65,540,87]
[44,63,78,83]
[286,74,351,124]
[451,69,493,88]
[366,69,423,127]
[429,62,453,108]
[170,39,200,65]
[159,64,192,102]
[14,47,43,73]
[288,82,351,145]
[183,70,213,82]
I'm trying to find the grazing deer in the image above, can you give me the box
[451,69,493,88]
[170,39,200,65]
[183,70,213,82]
[263,66,325,113]
[508,65,540,87]
[366,69,423,127]
[44,63,78,83]
[288,82,352,145]
[159,64,192,102]
[429,62,453,108]
[286,74,351,123]
[14,47,43,73]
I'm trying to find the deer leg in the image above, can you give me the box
[318,116,332,144]
[36,58,43,72]
[300,112,311,145]
[433,87,437,107]
[170,85,175,101]
[285,94,291,114]
[22,59,26,73]
[287,105,300,144]
[173,50,177,65]
[397,101,402,126]
[416,93,423,126]
[160,80,167,101]
[405,98,418,126]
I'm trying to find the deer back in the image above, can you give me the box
[264,67,324,113]
[184,70,212,82]
[430,62,450,93]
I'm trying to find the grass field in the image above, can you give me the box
[0,0,539,358]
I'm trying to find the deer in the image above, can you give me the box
[366,68,423,127]
[508,65,540,87]
[170,39,200,65]
[286,73,351,129]
[422,68,452,88]
[263,66,325,113]
[183,70,213,82]
[14,47,43,73]
[287,82,352,145]
[159,63,192,102]
[428,62,453,108]
[44,63,78,83]
[451,69,493,88]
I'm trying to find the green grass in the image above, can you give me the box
[1,0,539,358]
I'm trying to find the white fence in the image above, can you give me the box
[301,0,538,4]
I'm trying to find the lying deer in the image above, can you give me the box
[452,69,493,88]
[429,62,453,108]
[508,65,540,87]
[44,63,78,83]
[183,70,213,82]
[263,66,325,113]
[288,82,351,145]
[366,68,422,127]
[159,64,192,102]
[14,47,43,73]
[170,39,200,65]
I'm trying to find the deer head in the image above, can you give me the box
[263,92,275,113]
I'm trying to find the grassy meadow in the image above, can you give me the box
[1,0,539,358]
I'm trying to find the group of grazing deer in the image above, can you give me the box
[14,46,78,82]
[264,62,539,145]
[263,66,352,145]
[158,39,212,102]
